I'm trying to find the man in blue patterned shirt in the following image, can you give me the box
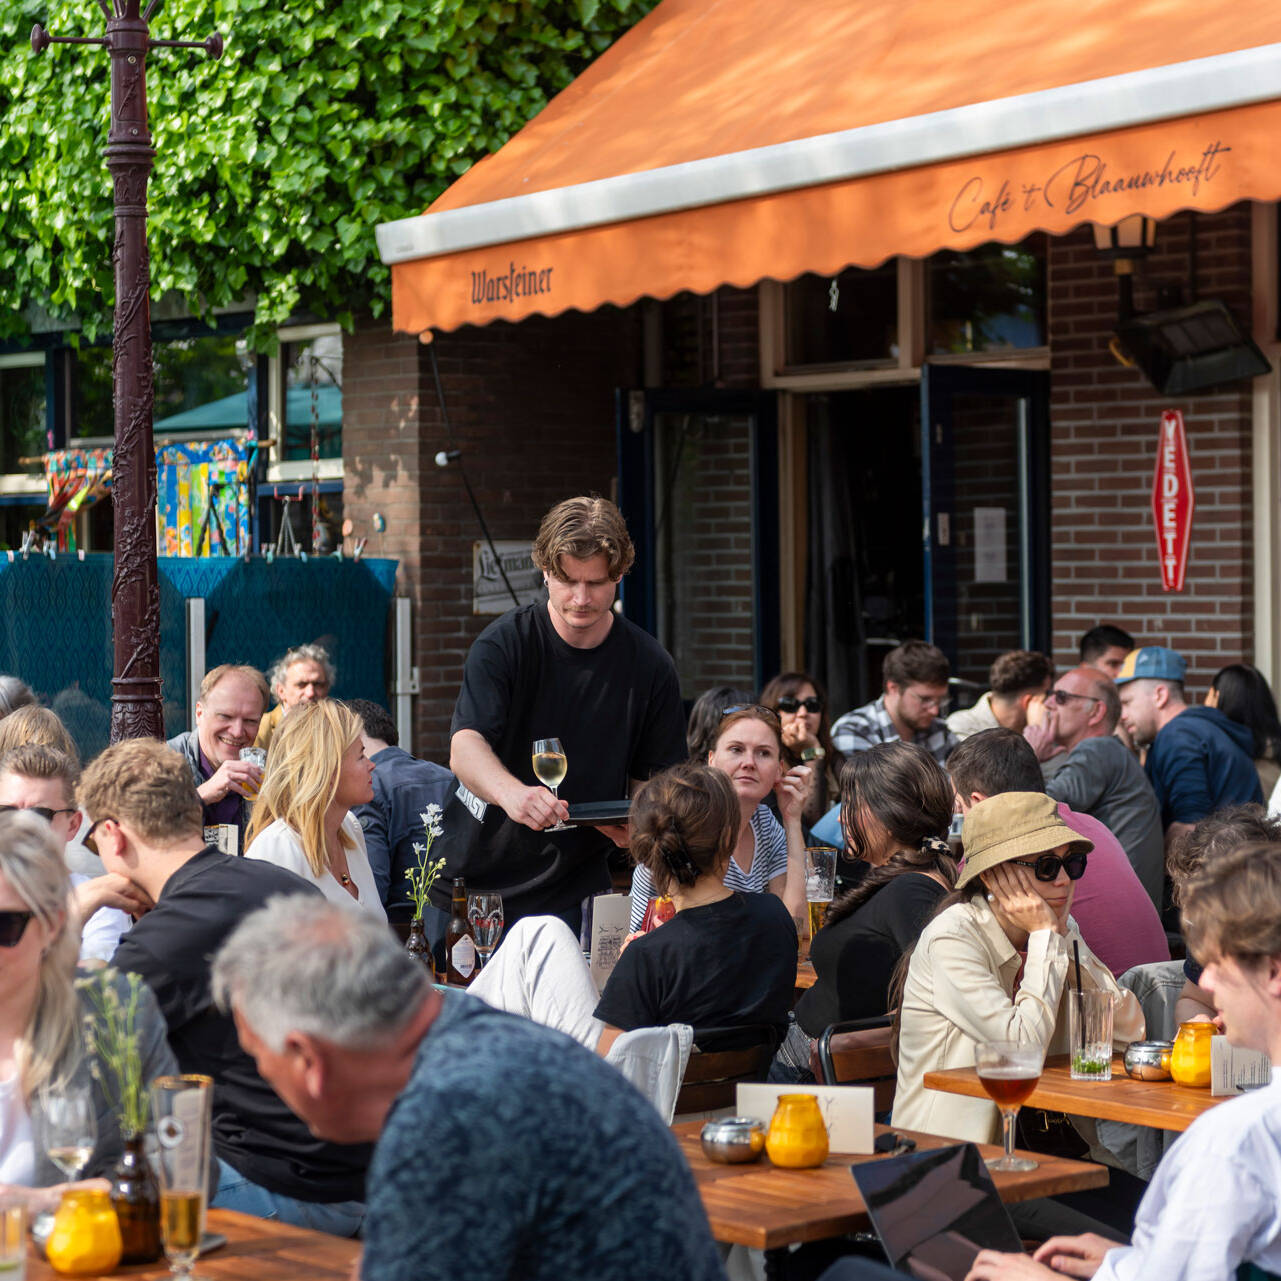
[831,641,958,766]
[212,895,728,1278]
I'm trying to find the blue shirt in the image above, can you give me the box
[354,746,456,910]
[361,992,726,1281]
[1145,706,1262,827]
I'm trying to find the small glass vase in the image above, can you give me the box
[405,917,434,971]
[110,1131,162,1263]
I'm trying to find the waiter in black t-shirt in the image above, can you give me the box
[447,495,687,934]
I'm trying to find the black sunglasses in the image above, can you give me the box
[0,910,35,948]
[777,695,822,714]
[1011,851,1089,882]
[0,804,78,824]
[82,817,114,857]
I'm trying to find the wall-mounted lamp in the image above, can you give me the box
[1092,215,1158,322]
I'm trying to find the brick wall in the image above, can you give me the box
[1047,206,1256,694]
[344,307,644,759]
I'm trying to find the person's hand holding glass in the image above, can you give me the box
[467,893,504,970]
[532,738,570,832]
[150,1075,213,1281]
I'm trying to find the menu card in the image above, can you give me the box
[589,893,632,989]
[1210,1034,1272,1096]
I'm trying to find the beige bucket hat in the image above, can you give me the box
[956,792,1093,890]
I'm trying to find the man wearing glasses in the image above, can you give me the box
[1023,667,1165,908]
[831,641,958,765]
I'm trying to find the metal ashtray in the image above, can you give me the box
[1123,1040,1174,1081]
[700,1117,766,1164]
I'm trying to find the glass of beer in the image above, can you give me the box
[804,846,838,945]
[532,738,570,831]
[974,1040,1043,1172]
[150,1075,213,1281]
[238,746,267,799]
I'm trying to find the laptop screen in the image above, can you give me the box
[850,1143,1024,1280]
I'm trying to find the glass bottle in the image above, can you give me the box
[110,1131,162,1263]
[1170,1019,1215,1088]
[765,1093,829,1169]
[404,917,433,972]
[46,1187,123,1276]
[445,877,477,986]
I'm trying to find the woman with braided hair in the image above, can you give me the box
[469,761,798,1061]
[771,741,957,1082]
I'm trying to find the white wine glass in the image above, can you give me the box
[532,737,570,832]
[38,1082,97,1181]
[467,893,504,970]
[151,1075,213,1281]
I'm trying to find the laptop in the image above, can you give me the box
[850,1143,1024,1280]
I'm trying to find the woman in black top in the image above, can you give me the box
[770,741,956,1082]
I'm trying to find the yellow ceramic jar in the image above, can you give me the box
[1170,1019,1215,1088]
[766,1093,829,1168]
[46,1188,123,1276]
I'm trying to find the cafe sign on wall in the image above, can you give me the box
[1151,410,1194,592]
[473,540,543,614]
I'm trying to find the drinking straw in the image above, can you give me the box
[1072,938,1086,1029]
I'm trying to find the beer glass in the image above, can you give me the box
[238,747,267,799]
[0,1193,24,1281]
[150,1075,213,1281]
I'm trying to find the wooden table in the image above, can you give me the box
[924,1054,1226,1133]
[25,1209,360,1280]
[674,1120,1107,1253]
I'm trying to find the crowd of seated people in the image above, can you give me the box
[6,607,1281,1278]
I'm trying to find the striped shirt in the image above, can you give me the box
[628,803,789,931]
[830,695,958,765]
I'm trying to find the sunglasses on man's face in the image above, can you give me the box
[1010,851,1089,882]
[0,910,35,948]
[0,804,77,824]
[777,695,822,714]
[1046,689,1100,708]
[82,818,114,857]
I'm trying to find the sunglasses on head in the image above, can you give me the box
[0,910,34,948]
[777,695,822,714]
[1010,851,1089,882]
[721,704,781,723]
[0,804,77,824]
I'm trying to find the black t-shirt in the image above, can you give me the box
[794,872,948,1037]
[111,847,371,1204]
[593,892,798,1045]
[446,601,686,918]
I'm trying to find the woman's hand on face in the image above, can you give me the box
[779,717,813,752]
[985,863,1059,935]
[775,764,811,825]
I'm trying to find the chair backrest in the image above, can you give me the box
[1117,959,1186,1041]
[816,1016,896,1112]
[674,1026,777,1114]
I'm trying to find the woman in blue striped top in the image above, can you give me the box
[629,704,809,932]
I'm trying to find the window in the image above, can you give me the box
[926,237,1047,355]
[783,263,898,367]
[280,330,342,462]
[0,356,46,473]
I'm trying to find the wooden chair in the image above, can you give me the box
[815,1015,896,1112]
[674,1025,778,1114]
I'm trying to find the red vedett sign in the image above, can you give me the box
[1151,410,1195,591]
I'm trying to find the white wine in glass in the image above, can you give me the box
[38,1084,97,1181]
[532,738,570,831]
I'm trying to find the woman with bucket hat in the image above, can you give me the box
[892,792,1143,1146]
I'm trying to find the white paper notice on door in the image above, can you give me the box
[974,507,1007,583]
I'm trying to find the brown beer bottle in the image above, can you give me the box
[445,877,478,986]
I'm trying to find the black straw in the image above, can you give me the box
[1072,938,1085,1025]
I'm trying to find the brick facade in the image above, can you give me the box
[1047,206,1255,692]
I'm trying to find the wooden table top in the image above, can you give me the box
[924,1054,1227,1133]
[25,1209,360,1281]
[674,1120,1108,1250]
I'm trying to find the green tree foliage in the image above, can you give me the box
[0,0,654,347]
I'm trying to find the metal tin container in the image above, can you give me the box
[1123,1039,1174,1081]
[700,1117,767,1164]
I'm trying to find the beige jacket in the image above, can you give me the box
[892,895,1145,1144]
[945,692,1000,741]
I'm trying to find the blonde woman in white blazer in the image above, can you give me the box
[892,792,1144,1145]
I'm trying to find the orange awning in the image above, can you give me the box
[377,0,1281,336]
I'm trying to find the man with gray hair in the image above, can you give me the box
[212,895,727,1281]
[1024,665,1165,906]
[255,642,335,750]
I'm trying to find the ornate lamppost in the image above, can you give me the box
[32,3,222,741]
